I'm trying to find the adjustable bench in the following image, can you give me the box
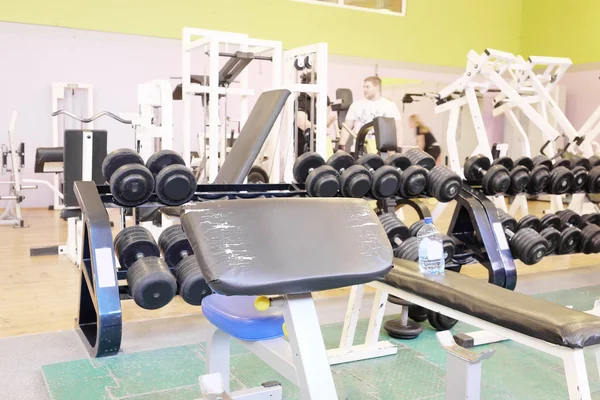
[181,197,392,400]
[335,259,600,400]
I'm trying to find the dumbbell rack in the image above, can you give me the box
[73,181,309,358]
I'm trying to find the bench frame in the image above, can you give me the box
[330,282,598,400]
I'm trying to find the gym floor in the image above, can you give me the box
[2,200,600,399]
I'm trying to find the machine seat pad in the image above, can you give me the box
[34,147,64,173]
[181,198,393,296]
[385,259,600,348]
[202,294,284,341]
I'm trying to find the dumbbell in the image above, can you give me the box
[548,156,589,192]
[102,149,155,207]
[583,213,600,226]
[587,166,600,193]
[532,155,574,194]
[384,154,429,198]
[404,148,462,202]
[556,210,600,254]
[113,226,177,310]
[496,210,548,265]
[464,154,510,195]
[145,150,197,206]
[408,220,456,264]
[539,213,581,255]
[512,156,550,194]
[491,157,530,195]
[513,214,559,255]
[326,151,372,198]
[589,155,600,169]
[378,213,419,261]
[158,225,211,306]
[293,152,340,197]
[355,154,402,199]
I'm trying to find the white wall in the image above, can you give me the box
[0,22,461,208]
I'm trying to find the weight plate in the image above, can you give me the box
[409,220,426,238]
[384,153,411,171]
[146,150,186,176]
[383,319,423,339]
[527,165,550,194]
[571,156,591,171]
[155,165,196,206]
[405,148,435,171]
[356,154,385,171]
[553,158,571,169]
[427,311,458,331]
[379,213,410,243]
[114,226,159,269]
[507,166,530,195]
[371,166,401,199]
[540,227,560,255]
[175,256,211,306]
[102,149,144,182]
[516,215,541,232]
[110,164,155,207]
[570,166,587,191]
[587,166,600,193]
[327,151,355,172]
[557,226,581,254]
[557,210,583,228]
[428,166,461,203]
[127,257,177,310]
[247,165,269,183]
[464,154,490,181]
[293,152,325,183]
[540,214,562,230]
[533,155,552,169]
[511,228,548,265]
[442,235,456,264]
[398,165,427,198]
[482,164,510,195]
[408,305,428,323]
[580,224,600,254]
[394,237,419,261]
[496,209,517,233]
[491,156,514,171]
[513,156,534,171]
[590,155,600,168]
[339,165,371,198]
[548,166,574,194]
[305,165,339,197]
[158,225,193,269]
[583,213,600,226]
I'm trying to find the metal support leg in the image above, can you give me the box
[437,331,495,400]
[562,349,591,400]
[207,329,232,392]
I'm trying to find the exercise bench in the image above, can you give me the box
[180,197,393,400]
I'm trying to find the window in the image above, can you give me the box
[296,0,406,16]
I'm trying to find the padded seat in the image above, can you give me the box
[385,259,600,348]
[181,198,393,296]
[202,294,284,341]
[34,147,64,173]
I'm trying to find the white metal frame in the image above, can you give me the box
[51,82,93,211]
[181,28,282,182]
[204,293,338,400]
[332,282,597,400]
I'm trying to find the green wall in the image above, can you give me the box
[521,0,600,63]
[2,0,523,67]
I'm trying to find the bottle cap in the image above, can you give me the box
[424,217,433,224]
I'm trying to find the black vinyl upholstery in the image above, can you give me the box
[385,259,600,348]
[181,198,393,296]
[373,117,397,152]
[34,147,64,173]
[214,89,290,184]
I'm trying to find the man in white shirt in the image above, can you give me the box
[339,76,402,151]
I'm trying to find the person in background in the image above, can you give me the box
[410,114,442,165]
[295,72,336,155]
[339,76,402,151]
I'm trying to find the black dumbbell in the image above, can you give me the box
[496,210,548,265]
[293,152,340,197]
[492,157,530,195]
[247,165,269,183]
[514,214,559,255]
[464,154,510,195]
[113,226,177,310]
[587,166,600,193]
[404,148,462,202]
[326,151,372,198]
[384,295,424,339]
[158,225,211,306]
[583,213,600,226]
[513,156,550,194]
[589,155,600,169]
[146,150,196,206]
[540,213,581,255]
[408,220,456,265]
[378,213,419,261]
[384,154,429,198]
[550,156,588,192]
[532,155,574,194]
[516,214,541,232]
[102,149,155,207]
[356,154,402,199]
[556,210,600,254]
[570,156,592,171]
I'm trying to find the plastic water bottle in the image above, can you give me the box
[417,217,445,275]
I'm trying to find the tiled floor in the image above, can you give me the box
[42,285,600,400]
